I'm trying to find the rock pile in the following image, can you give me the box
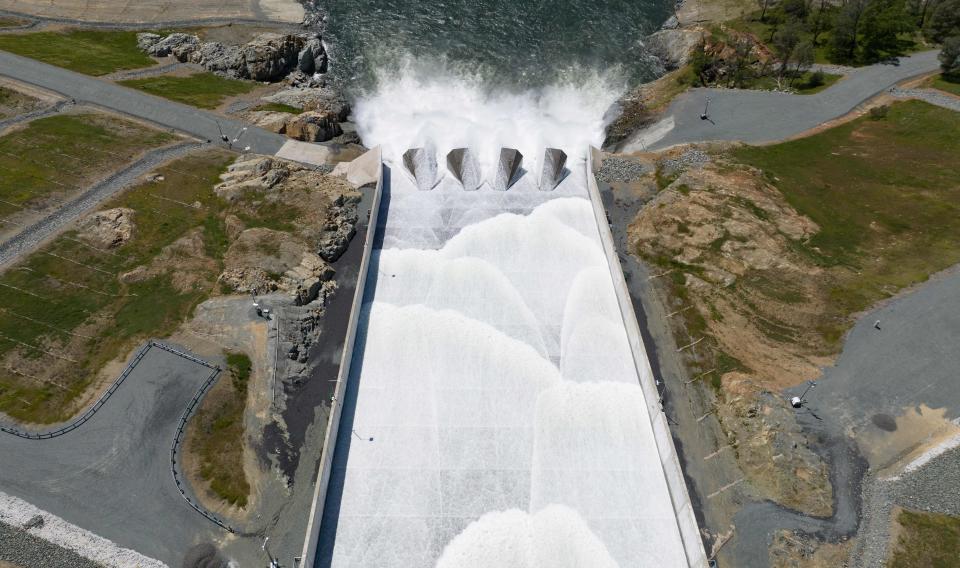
[136,31,325,83]
[76,207,135,249]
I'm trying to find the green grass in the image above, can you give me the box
[189,351,251,507]
[732,100,960,346]
[0,86,41,119]
[252,102,303,114]
[119,72,258,109]
[926,74,960,97]
[0,18,25,28]
[0,151,233,423]
[0,114,173,220]
[0,30,155,76]
[889,509,960,568]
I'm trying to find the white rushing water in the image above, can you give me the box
[323,71,687,566]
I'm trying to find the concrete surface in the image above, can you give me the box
[0,345,231,566]
[316,155,695,567]
[626,50,941,151]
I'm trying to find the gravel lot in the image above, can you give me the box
[888,87,960,112]
[0,521,103,568]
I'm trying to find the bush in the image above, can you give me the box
[941,36,960,81]
[808,70,826,87]
[869,104,890,119]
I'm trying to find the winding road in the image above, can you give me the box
[625,50,942,151]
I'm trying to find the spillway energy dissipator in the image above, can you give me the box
[317,153,688,566]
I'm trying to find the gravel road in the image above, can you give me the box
[889,86,960,111]
[0,141,203,268]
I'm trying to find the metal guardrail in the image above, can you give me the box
[0,339,237,533]
[0,341,154,439]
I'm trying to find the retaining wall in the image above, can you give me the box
[299,147,384,565]
[585,147,709,567]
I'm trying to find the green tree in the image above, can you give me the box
[941,36,960,79]
[926,0,960,41]
[790,41,816,85]
[861,0,913,62]
[830,0,869,62]
[774,20,804,77]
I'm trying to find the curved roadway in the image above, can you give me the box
[625,50,941,151]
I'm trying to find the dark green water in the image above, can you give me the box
[319,0,673,92]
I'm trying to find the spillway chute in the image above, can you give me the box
[539,148,568,191]
[402,147,441,191]
[492,147,523,191]
[446,148,483,191]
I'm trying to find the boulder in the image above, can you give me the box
[284,110,342,142]
[266,86,350,122]
[77,208,135,249]
[148,33,200,59]
[136,33,162,52]
[297,38,327,75]
[240,33,305,81]
[189,41,242,75]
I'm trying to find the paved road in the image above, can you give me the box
[0,49,287,156]
[626,50,941,150]
[0,345,262,566]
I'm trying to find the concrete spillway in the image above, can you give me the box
[310,151,704,567]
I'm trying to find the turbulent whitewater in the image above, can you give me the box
[316,151,691,565]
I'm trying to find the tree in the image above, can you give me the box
[941,36,960,79]
[790,41,816,85]
[758,0,774,21]
[830,0,869,62]
[861,0,912,61]
[926,0,960,41]
[810,0,833,45]
[774,20,804,77]
[908,0,941,28]
[728,38,756,87]
[783,0,811,20]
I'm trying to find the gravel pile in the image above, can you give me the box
[0,491,166,568]
[658,148,710,177]
[0,521,103,568]
[596,156,649,183]
[888,87,960,112]
[851,445,960,567]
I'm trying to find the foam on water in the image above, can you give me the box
[353,59,623,171]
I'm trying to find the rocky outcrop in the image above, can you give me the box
[283,110,343,142]
[647,28,704,70]
[77,207,135,249]
[264,86,350,122]
[317,193,359,262]
[240,33,305,81]
[136,31,318,83]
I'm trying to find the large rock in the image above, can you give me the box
[266,86,350,122]
[147,33,200,59]
[297,38,327,75]
[77,208,135,249]
[189,42,242,75]
[136,33,162,52]
[284,110,343,142]
[240,33,305,81]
